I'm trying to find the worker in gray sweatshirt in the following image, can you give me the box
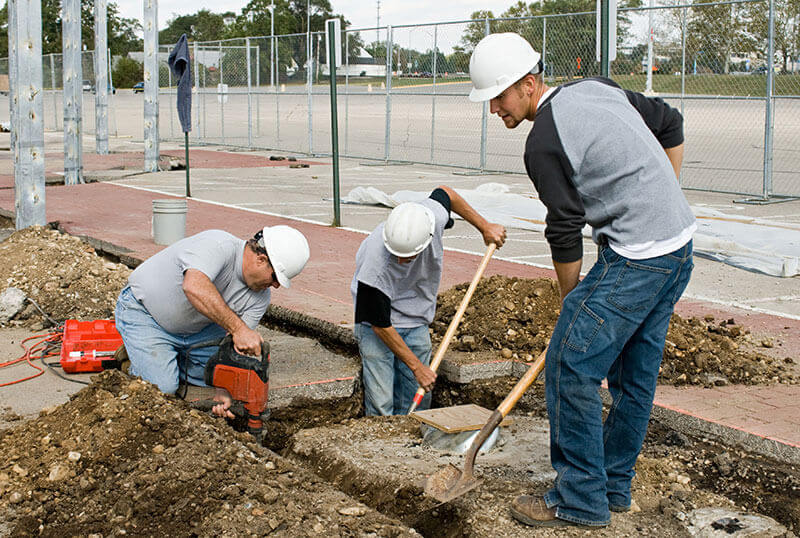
[469,32,695,529]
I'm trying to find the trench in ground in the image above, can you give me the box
[250,324,800,536]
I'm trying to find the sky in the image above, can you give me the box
[113,0,519,32]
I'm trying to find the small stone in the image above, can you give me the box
[338,506,367,517]
[507,328,518,337]
[48,463,70,482]
[264,461,276,471]
[67,451,81,462]
[252,508,265,516]
[9,491,23,504]
[761,339,774,348]
[312,522,325,533]
[152,444,165,454]
[500,348,513,359]
[12,464,27,477]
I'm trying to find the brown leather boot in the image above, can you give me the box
[511,495,573,527]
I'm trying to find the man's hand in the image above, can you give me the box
[412,363,437,392]
[231,325,263,357]
[482,223,507,248]
[211,387,236,419]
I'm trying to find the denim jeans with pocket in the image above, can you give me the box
[115,286,227,394]
[354,323,432,416]
[543,241,693,526]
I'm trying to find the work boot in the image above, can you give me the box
[510,495,574,528]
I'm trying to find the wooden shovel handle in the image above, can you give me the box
[497,346,547,417]
[429,242,496,374]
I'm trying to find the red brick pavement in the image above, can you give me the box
[1,152,798,452]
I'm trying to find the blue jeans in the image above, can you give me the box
[115,286,227,394]
[354,323,432,416]
[543,241,693,526]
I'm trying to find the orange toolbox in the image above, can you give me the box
[60,319,123,373]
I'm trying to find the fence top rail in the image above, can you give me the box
[154,0,771,51]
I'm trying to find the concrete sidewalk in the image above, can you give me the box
[1,143,798,462]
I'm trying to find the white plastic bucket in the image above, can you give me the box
[152,199,187,246]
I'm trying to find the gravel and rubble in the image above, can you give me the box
[433,275,797,386]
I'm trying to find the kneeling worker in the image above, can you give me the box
[115,226,310,417]
[351,186,506,415]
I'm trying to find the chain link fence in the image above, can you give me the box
[2,0,796,197]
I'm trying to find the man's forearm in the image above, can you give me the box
[665,143,684,181]
[438,185,488,231]
[371,325,422,371]
[553,259,582,301]
[183,269,246,334]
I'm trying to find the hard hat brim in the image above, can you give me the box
[469,84,509,102]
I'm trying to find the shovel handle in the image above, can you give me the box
[429,242,496,375]
[407,243,496,415]
[497,346,547,417]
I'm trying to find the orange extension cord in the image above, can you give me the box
[0,331,62,387]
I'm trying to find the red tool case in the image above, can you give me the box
[60,319,123,373]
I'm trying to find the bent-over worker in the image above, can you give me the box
[115,226,310,417]
[351,186,506,416]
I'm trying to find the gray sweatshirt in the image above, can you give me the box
[524,77,695,262]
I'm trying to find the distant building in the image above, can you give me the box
[321,47,385,77]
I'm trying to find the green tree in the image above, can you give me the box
[746,0,800,72]
[159,9,228,45]
[687,0,756,73]
[0,0,141,56]
[112,55,142,87]
[459,0,640,79]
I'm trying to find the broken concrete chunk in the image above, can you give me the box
[338,506,367,517]
[0,287,26,322]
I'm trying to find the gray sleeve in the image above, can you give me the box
[175,238,233,281]
[239,297,270,329]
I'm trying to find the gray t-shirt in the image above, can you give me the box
[350,198,449,328]
[128,230,270,335]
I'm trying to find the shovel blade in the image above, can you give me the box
[424,463,483,503]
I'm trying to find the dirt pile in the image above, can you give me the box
[0,226,130,326]
[0,370,416,537]
[433,276,796,387]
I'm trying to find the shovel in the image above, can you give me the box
[424,345,547,503]
[407,243,497,414]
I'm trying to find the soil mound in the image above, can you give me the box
[0,226,130,326]
[0,370,415,537]
[433,276,796,387]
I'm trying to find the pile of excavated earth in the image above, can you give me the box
[434,275,797,386]
[0,225,798,536]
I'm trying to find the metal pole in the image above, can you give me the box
[600,0,610,77]
[246,37,253,147]
[344,31,350,156]
[270,1,275,87]
[202,48,207,140]
[762,0,775,198]
[307,30,313,155]
[193,41,200,133]
[219,41,225,145]
[62,0,83,184]
[430,25,437,163]
[9,0,46,228]
[143,0,159,172]
[50,54,58,129]
[108,48,118,137]
[646,0,654,93]
[255,41,260,136]
[168,48,174,138]
[384,25,392,162]
[680,6,686,185]
[94,0,109,154]
[327,20,341,227]
[276,38,280,145]
[480,18,489,171]
[542,17,547,79]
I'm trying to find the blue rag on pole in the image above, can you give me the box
[168,33,192,133]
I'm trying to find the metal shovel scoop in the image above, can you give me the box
[424,347,547,503]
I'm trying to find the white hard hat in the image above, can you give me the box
[469,33,542,102]
[382,202,436,258]
[259,225,310,288]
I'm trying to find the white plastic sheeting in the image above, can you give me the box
[342,184,800,278]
